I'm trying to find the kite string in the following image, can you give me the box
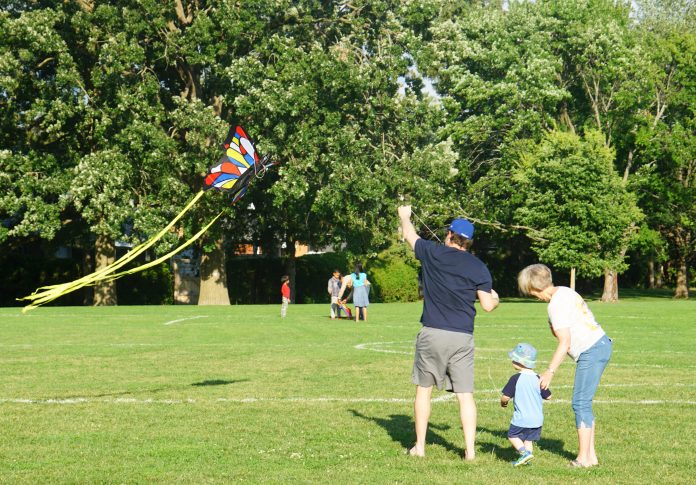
[411,209,442,243]
[398,194,441,243]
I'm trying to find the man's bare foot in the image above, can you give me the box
[407,446,424,457]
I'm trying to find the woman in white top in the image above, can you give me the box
[518,264,613,468]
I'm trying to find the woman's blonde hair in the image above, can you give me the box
[518,264,553,296]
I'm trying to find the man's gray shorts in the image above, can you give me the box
[412,326,475,393]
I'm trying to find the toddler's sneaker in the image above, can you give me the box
[512,451,534,467]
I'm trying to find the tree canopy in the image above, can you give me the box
[1,0,693,304]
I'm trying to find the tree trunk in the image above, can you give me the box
[172,252,199,304]
[82,248,94,305]
[674,256,689,299]
[198,238,230,305]
[570,267,576,290]
[600,268,619,302]
[647,258,655,289]
[93,234,117,306]
[656,264,664,288]
[286,239,297,303]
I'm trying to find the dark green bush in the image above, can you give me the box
[368,243,421,302]
[0,245,84,307]
[226,251,352,304]
[294,252,352,304]
[116,263,173,305]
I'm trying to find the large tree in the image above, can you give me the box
[412,0,662,300]
[631,3,695,298]
[514,130,642,286]
[226,1,457,296]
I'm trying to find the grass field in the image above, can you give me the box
[1,296,695,484]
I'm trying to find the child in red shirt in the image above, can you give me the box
[280,275,290,318]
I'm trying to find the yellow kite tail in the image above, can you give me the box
[98,211,223,284]
[20,190,207,312]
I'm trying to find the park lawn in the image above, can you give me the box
[0,296,694,484]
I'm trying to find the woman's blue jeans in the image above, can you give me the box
[572,334,613,428]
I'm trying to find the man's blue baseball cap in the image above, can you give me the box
[509,343,538,369]
[449,218,475,239]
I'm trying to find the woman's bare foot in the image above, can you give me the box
[407,446,424,457]
[463,450,475,461]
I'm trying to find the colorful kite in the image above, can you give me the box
[20,124,274,312]
[338,300,353,319]
[204,124,271,201]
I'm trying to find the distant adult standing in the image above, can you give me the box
[338,263,370,322]
[518,264,612,468]
[328,269,343,319]
[398,205,500,460]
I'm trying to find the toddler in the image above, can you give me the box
[501,343,552,466]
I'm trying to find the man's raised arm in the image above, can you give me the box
[398,205,421,250]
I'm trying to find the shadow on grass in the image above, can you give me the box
[478,426,575,462]
[69,378,250,398]
[349,410,462,457]
[191,378,249,387]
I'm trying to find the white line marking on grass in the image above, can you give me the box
[2,395,696,406]
[355,342,696,368]
[476,382,696,394]
[0,343,167,348]
[354,342,411,355]
[164,315,208,325]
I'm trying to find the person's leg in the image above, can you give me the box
[354,306,360,322]
[588,421,598,465]
[509,436,525,452]
[508,429,533,466]
[455,392,477,460]
[524,440,533,454]
[572,336,612,465]
[447,333,476,460]
[281,297,288,317]
[410,385,433,456]
[330,302,336,319]
[362,307,368,322]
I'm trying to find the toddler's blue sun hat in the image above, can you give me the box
[509,343,538,369]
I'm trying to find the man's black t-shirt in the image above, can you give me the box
[415,238,493,334]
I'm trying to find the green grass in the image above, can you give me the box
[1,297,695,484]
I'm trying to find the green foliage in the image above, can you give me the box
[227,4,456,254]
[368,242,421,302]
[631,29,695,294]
[515,130,643,277]
[1,0,693,302]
